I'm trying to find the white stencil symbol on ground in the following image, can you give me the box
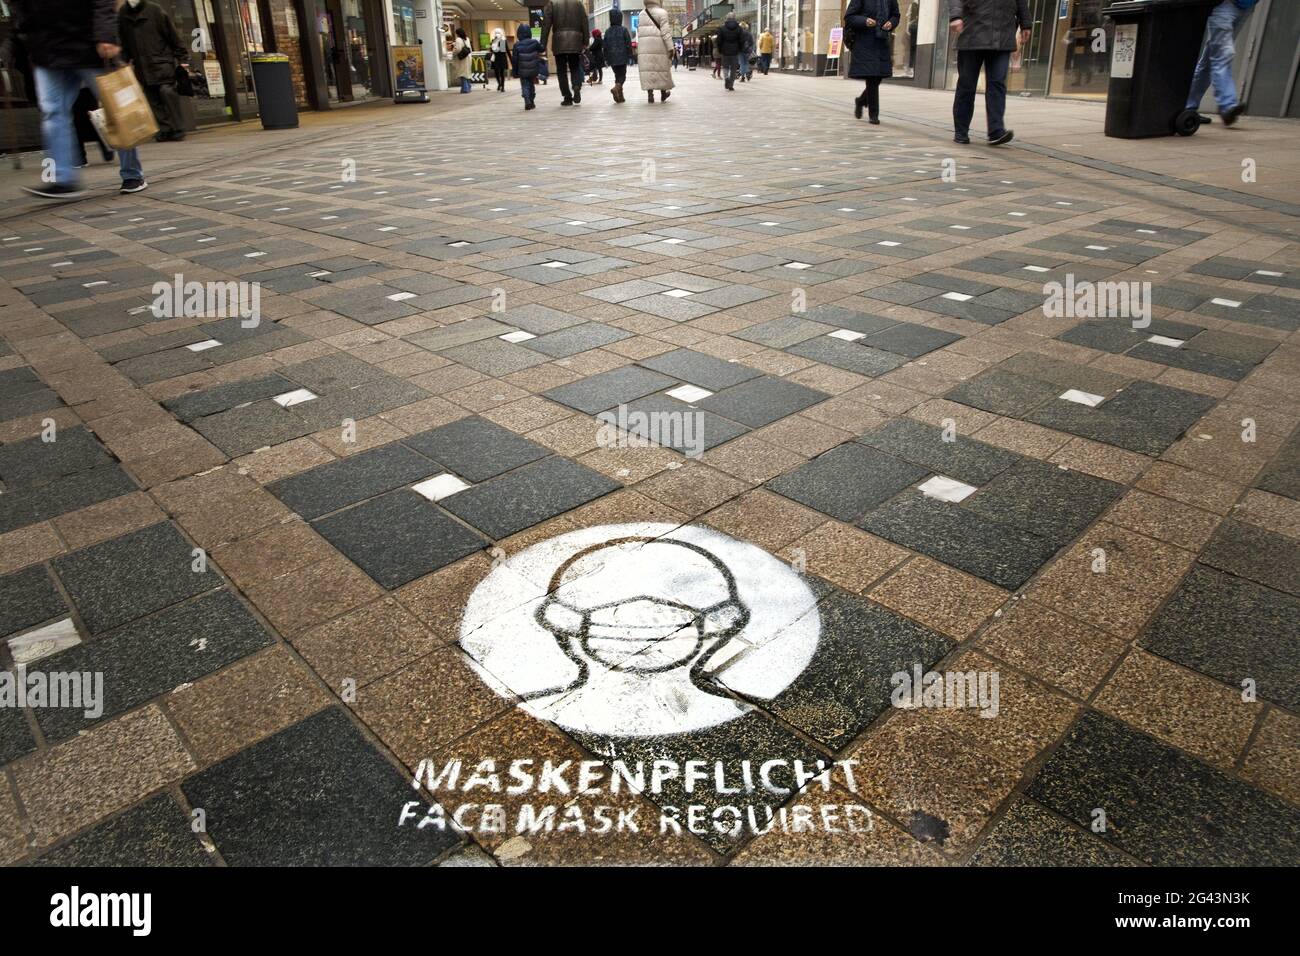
[459,523,821,737]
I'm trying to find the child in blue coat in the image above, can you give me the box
[511,23,542,110]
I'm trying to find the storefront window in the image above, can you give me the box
[1049,0,1115,98]
[944,0,1052,96]
[895,0,920,79]
[799,0,814,71]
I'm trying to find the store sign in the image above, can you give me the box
[393,45,426,89]
[203,59,225,97]
[827,26,842,58]
[1111,23,1137,79]
[459,524,821,738]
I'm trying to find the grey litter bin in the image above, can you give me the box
[250,53,299,130]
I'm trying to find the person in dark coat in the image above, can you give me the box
[510,23,542,109]
[949,0,1031,146]
[845,0,899,124]
[587,29,604,84]
[118,0,188,141]
[716,14,743,91]
[540,0,589,106]
[602,10,633,103]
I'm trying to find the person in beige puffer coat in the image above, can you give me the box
[637,0,675,102]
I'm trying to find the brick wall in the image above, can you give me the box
[265,0,311,108]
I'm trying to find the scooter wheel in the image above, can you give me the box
[1175,108,1201,136]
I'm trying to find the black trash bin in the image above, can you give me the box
[1104,0,1218,138]
[250,53,299,130]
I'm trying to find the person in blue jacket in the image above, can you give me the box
[510,23,542,110]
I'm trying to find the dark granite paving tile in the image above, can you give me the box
[0,426,113,492]
[501,303,585,335]
[616,394,749,452]
[293,378,430,431]
[31,794,211,867]
[114,348,212,385]
[314,490,488,589]
[0,465,138,536]
[542,366,676,415]
[865,322,962,358]
[1256,426,1300,501]
[1198,519,1300,597]
[805,305,897,335]
[1125,341,1252,381]
[1186,328,1278,364]
[786,336,908,377]
[1026,401,1172,456]
[521,323,632,358]
[769,443,927,523]
[859,491,1057,590]
[163,374,296,423]
[964,458,1123,548]
[268,442,441,520]
[944,368,1061,417]
[698,376,830,428]
[639,349,763,390]
[438,338,551,376]
[857,418,1021,485]
[0,565,66,638]
[1141,567,1300,710]
[1100,380,1216,434]
[0,387,64,423]
[0,700,36,765]
[279,353,389,393]
[567,710,824,854]
[732,316,831,348]
[191,401,316,458]
[34,590,274,740]
[182,707,460,865]
[918,295,1016,326]
[968,798,1135,866]
[1027,711,1300,866]
[0,366,43,398]
[740,589,952,749]
[1057,320,1149,354]
[51,522,222,634]
[998,352,1129,396]
[403,416,549,482]
[439,456,619,539]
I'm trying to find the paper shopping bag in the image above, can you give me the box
[93,63,158,149]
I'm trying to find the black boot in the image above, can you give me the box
[854,94,864,120]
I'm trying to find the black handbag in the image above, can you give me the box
[174,64,194,96]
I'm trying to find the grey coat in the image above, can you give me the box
[542,0,590,55]
[948,0,1030,52]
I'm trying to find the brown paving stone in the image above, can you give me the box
[313,417,407,457]
[798,395,889,433]
[731,784,943,866]
[976,599,1129,700]
[527,414,604,456]
[480,396,573,433]
[234,437,335,484]
[701,489,826,552]
[972,416,1073,460]
[1049,438,1151,484]
[1094,650,1259,770]
[1135,461,1244,515]
[244,555,385,636]
[353,645,510,767]
[50,492,166,552]
[0,522,64,575]
[1233,488,1300,540]
[1161,433,1277,486]
[151,465,256,515]
[635,462,751,517]
[578,444,682,484]
[869,558,1009,640]
[167,647,333,766]
[700,434,805,484]
[175,489,294,549]
[560,488,688,531]
[750,414,853,458]
[908,398,998,435]
[211,520,336,591]
[376,396,466,434]
[778,521,909,593]
[838,714,1021,855]
[395,552,494,644]
[1104,489,1222,552]
[13,706,195,847]
[291,597,440,691]
[0,781,26,865]
[1240,709,1300,807]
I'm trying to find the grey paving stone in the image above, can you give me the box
[163,374,297,423]
[0,565,66,638]
[269,442,442,519]
[1095,380,1216,436]
[34,589,274,740]
[500,303,586,334]
[182,707,461,865]
[769,442,927,522]
[1257,426,1300,501]
[521,322,632,358]
[403,416,549,482]
[1027,711,1300,866]
[1141,566,1300,710]
[0,465,138,536]
[1025,401,1169,456]
[859,490,1057,589]
[944,368,1061,417]
[1198,519,1300,597]
[0,426,114,492]
[440,456,619,539]
[279,353,389,393]
[857,418,1021,485]
[31,794,212,867]
[191,400,317,457]
[292,378,430,431]
[968,798,1135,866]
[543,366,677,414]
[1186,328,1278,364]
[1125,341,1252,381]
[964,458,1123,549]
[314,490,488,589]
[0,698,36,765]
[998,352,1129,397]
[805,305,898,336]
[732,316,831,349]
[615,394,748,453]
[866,322,962,358]
[786,335,908,377]
[698,376,829,428]
[439,337,552,376]
[52,522,222,634]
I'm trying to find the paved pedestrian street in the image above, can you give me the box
[1,69,1298,869]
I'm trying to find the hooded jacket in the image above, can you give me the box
[14,0,117,70]
[716,19,743,57]
[119,0,186,86]
[603,11,633,67]
[511,24,542,78]
[541,0,590,55]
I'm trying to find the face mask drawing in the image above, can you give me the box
[459,523,821,738]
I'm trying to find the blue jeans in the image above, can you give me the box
[520,76,536,103]
[1186,0,1247,112]
[34,66,142,185]
[459,76,472,93]
[953,48,1011,139]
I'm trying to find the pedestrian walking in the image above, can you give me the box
[14,0,146,198]
[637,0,676,103]
[118,0,187,141]
[738,22,754,82]
[1186,0,1256,126]
[541,0,589,106]
[588,29,604,84]
[948,0,1030,146]
[450,27,472,94]
[716,13,743,91]
[758,29,774,74]
[490,28,508,92]
[510,23,541,110]
[846,0,899,124]
[603,10,633,104]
